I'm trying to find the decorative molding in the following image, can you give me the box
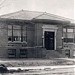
[42,25,58,30]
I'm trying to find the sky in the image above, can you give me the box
[0,0,74,20]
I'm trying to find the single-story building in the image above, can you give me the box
[0,10,75,58]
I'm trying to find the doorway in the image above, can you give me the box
[44,31,55,50]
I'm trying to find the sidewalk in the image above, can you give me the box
[0,58,74,67]
[7,65,75,70]
[57,58,75,61]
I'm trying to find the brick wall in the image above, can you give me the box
[56,25,62,49]
[0,22,8,57]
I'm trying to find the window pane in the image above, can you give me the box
[64,38,73,42]
[63,32,66,38]
[8,30,12,36]
[13,30,21,36]
[13,36,21,41]
[23,26,26,36]
[67,33,74,38]
[63,28,66,32]
[23,36,26,41]
[67,38,73,42]
[67,29,73,32]
[8,25,12,29]
[8,25,12,41]
[8,36,12,41]
[13,25,21,29]
[8,25,12,36]
[13,25,21,41]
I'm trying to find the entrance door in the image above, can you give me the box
[44,31,54,50]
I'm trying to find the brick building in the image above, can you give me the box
[0,10,74,58]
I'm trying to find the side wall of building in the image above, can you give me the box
[0,22,8,57]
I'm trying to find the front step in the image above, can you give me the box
[34,47,66,59]
[44,50,65,59]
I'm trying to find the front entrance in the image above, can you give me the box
[44,31,54,50]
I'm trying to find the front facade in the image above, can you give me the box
[0,10,75,58]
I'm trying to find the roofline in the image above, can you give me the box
[0,18,34,25]
[0,18,73,26]
[0,9,44,18]
[0,9,74,23]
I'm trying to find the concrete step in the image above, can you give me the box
[45,50,65,58]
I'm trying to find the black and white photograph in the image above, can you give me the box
[0,0,74,75]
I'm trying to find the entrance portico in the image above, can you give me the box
[42,25,58,50]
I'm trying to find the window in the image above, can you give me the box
[63,28,66,32]
[8,36,12,41]
[8,25,27,42]
[8,25,21,42]
[67,29,74,39]
[8,49,16,58]
[23,26,27,41]
[67,33,74,38]
[64,38,73,42]
[63,28,74,43]
[23,36,26,41]
[63,28,66,38]
[20,49,27,58]
[13,25,21,41]
[67,29,73,32]
[8,25,12,36]
[8,25,12,41]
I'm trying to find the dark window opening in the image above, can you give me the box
[64,38,73,43]
[8,49,16,58]
[8,36,26,42]
[19,49,27,58]
[8,36,12,41]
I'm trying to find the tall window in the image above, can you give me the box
[8,25,27,42]
[8,25,12,41]
[13,25,21,41]
[23,26,27,42]
[63,28,74,43]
